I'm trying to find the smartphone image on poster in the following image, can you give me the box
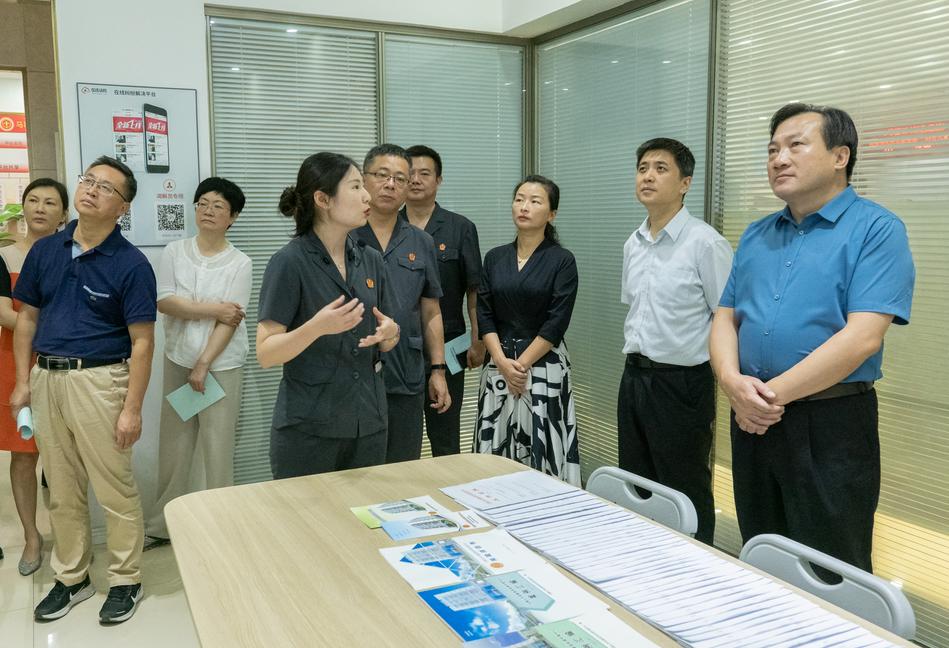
[143,103,170,173]
[111,109,145,171]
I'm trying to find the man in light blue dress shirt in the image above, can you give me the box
[618,138,733,545]
[710,103,915,572]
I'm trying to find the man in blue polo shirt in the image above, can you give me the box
[710,103,915,572]
[10,156,156,623]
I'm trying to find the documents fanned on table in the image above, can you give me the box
[441,473,898,648]
[380,528,657,647]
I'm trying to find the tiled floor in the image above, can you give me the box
[0,452,199,647]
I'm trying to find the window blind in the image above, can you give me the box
[208,17,379,484]
[713,1,949,644]
[535,0,712,480]
[383,34,525,455]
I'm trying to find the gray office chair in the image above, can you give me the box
[586,466,698,537]
[740,533,916,639]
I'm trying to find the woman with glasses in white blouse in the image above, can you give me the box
[143,177,251,550]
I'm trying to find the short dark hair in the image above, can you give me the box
[23,178,69,213]
[88,155,137,201]
[769,102,858,181]
[363,144,411,173]
[635,138,695,178]
[514,174,561,245]
[279,152,358,237]
[405,145,442,177]
[193,177,246,214]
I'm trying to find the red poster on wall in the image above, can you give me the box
[0,112,29,173]
[0,112,27,133]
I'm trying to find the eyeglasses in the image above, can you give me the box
[365,170,409,187]
[195,200,230,215]
[77,175,129,201]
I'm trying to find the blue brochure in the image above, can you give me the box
[420,580,527,642]
[445,331,472,374]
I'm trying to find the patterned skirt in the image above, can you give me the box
[474,344,581,486]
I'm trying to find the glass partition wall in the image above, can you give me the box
[208,16,525,480]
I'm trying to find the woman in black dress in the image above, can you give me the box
[475,175,580,485]
[257,152,400,478]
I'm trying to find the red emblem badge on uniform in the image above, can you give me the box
[366,278,375,288]
[408,252,416,262]
[438,243,446,251]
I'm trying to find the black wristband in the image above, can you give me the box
[430,363,448,371]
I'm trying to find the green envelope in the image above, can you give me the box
[165,373,226,422]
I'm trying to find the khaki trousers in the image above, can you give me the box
[30,363,144,587]
[145,357,243,538]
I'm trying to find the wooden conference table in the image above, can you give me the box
[166,453,909,647]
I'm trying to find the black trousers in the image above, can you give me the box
[617,358,716,544]
[731,389,880,573]
[385,392,425,463]
[270,425,387,480]
[424,368,467,457]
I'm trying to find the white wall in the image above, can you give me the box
[56,1,216,532]
[503,0,632,36]
[0,71,26,112]
[215,0,504,33]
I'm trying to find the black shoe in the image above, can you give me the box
[34,576,95,621]
[99,583,143,624]
[142,535,170,552]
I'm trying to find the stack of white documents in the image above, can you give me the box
[443,472,897,648]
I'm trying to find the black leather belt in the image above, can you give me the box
[626,353,683,370]
[37,355,126,371]
[796,381,874,403]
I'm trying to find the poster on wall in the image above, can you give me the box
[77,83,199,246]
[0,112,30,212]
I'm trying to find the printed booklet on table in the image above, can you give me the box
[351,495,488,540]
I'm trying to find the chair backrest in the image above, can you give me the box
[586,466,698,537]
[740,533,916,639]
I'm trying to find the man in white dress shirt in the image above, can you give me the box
[617,138,733,544]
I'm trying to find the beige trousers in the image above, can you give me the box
[145,357,243,538]
[30,363,144,587]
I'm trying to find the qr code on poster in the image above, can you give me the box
[157,203,185,232]
[118,211,132,232]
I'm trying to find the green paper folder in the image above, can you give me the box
[165,373,226,422]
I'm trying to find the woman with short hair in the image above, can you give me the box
[144,177,251,549]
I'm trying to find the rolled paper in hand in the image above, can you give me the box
[17,406,33,440]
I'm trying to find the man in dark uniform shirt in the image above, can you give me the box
[354,144,449,463]
[401,145,482,456]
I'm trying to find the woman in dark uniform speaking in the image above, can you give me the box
[256,152,400,479]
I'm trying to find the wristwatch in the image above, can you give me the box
[430,363,448,372]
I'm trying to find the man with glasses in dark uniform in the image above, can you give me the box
[354,144,450,463]
[10,156,156,624]
[401,145,482,456]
